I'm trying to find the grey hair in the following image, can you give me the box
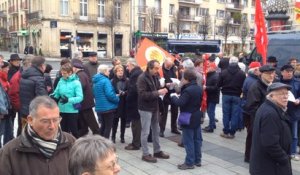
[31,56,45,67]
[229,56,238,64]
[73,51,83,60]
[126,58,138,67]
[29,96,58,118]
[182,59,194,69]
[23,55,34,69]
[69,135,116,175]
[97,64,110,74]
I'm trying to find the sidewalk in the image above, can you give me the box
[116,104,300,175]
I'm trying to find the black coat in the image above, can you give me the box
[162,64,177,104]
[112,76,128,118]
[19,66,48,116]
[205,71,220,104]
[8,65,20,82]
[137,71,160,112]
[171,81,202,129]
[243,78,268,117]
[250,99,292,175]
[76,70,95,110]
[126,67,143,120]
[218,64,246,97]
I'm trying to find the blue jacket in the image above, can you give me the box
[171,81,202,129]
[52,74,83,113]
[0,84,10,115]
[93,73,119,113]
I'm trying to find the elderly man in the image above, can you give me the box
[69,135,120,175]
[0,96,75,175]
[137,60,170,163]
[250,83,292,175]
[243,65,275,162]
[84,52,99,80]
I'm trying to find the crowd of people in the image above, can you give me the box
[0,51,299,175]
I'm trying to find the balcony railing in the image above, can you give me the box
[8,6,18,14]
[179,0,202,4]
[73,13,97,23]
[21,23,28,29]
[21,1,29,10]
[0,10,7,18]
[154,8,162,15]
[229,18,241,25]
[28,11,42,20]
[138,6,147,13]
[9,26,17,32]
[180,14,195,20]
[225,3,243,10]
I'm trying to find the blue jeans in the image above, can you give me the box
[0,117,14,147]
[182,127,202,166]
[222,95,240,135]
[207,102,217,129]
[291,121,298,155]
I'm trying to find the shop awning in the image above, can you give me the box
[77,31,94,34]
[60,29,71,33]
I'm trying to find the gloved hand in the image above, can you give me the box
[49,94,59,103]
[60,95,68,104]
[170,93,178,98]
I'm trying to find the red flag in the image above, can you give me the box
[201,54,210,112]
[255,0,268,65]
[295,1,300,22]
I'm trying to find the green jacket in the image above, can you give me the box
[52,74,83,113]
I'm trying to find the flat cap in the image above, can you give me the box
[267,56,278,63]
[259,65,275,73]
[88,52,97,57]
[71,59,84,69]
[9,54,22,62]
[280,64,294,71]
[267,82,291,93]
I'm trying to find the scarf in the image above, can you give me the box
[26,125,61,159]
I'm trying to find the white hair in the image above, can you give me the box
[229,56,239,64]
[97,64,110,74]
[126,58,138,67]
[182,59,194,69]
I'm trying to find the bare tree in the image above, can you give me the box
[146,7,156,35]
[240,15,249,52]
[104,1,118,58]
[198,14,211,41]
[221,14,231,55]
[172,10,184,39]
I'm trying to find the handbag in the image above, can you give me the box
[178,112,192,125]
[73,103,82,110]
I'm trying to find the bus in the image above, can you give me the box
[167,39,222,54]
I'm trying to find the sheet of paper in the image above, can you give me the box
[171,78,180,85]
[288,90,296,102]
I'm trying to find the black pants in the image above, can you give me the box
[159,100,178,132]
[98,111,115,139]
[112,115,126,140]
[78,108,101,137]
[244,113,254,160]
[60,113,79,138]
[131,119,141,147]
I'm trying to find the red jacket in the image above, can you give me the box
[8,71,21,111]
[0,71,10,92]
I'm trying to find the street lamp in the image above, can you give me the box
[241,26,247,52]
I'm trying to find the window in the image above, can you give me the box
[251,0,255,7]
[138,17,146,31]
[169,23,175,32]
[217,0,225,3]
[242,13,247,22]
[251,14,254,21]
[196,8,209,16]
[218,26,224,34]
[154,18,161,32]
[216,10,225,19]
[243,0,248,7]
[60,0,68,16]
[169,4,174,15]
[231,27,238,35]
[98,0,105,18]
[80,0,87,17]
[115,2,121,20]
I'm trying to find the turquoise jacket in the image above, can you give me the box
[93,73,119,113]
[51,74,83,113]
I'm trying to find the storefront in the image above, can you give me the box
[76,31,94,57]
[114,33,123,56]
[97,33,107,58]
[132,32,168,50]
[60,30,72,58]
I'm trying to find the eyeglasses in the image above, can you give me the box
[39,117,62,125]
[105,155,119,171]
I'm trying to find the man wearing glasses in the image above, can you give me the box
[0,96,75,175]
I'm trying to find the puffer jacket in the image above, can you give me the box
[93,73,119,113]
[0,129,75,175]
[51,74,83,113]
[19,66,48,116]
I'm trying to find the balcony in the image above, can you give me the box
[225,3,243,11]
[0,10,7,18]
[73,13,97,23]
[9,26,17,32]
[179,14,195,21]
[138,6,147,13]
[154,8,162,15]
[21,23,28,29]
[229,18,241,25]
[21,1,29,11]
[8,6,18,15]
[179,0,202,5]
[28,11,42,21]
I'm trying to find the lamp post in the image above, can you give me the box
[241,26,247,52]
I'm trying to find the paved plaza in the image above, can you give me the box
[116,104,300,175]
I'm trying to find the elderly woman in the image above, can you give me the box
[93,65,119,139]
[111,65,128,143]
[69,135,121,175]
[51,63,83,138]
[250,82,292,175]
[171,69,203,170]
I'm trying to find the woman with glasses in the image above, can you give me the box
[50,63,83,138]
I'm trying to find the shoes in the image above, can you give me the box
[195,162,201,167]
[112,137,116,143]
[178,142,184,147]
[291,155,300,161]
[202,127,214,133]
[125,144,140,150]
[244,157,250,163]
[171,130,181,135]
[154,151,170,159]
[126,123,131,128]
[142,154,157,163]
[215,118,219,122]
[121,138,125,143]
[177,163,195,170]
[220,133,235,139]
[159,131,165,137]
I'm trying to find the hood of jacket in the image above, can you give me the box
[60,73,78,82]
[227,63,240,74]
[21,66,43,79]
[93,73,108,84]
